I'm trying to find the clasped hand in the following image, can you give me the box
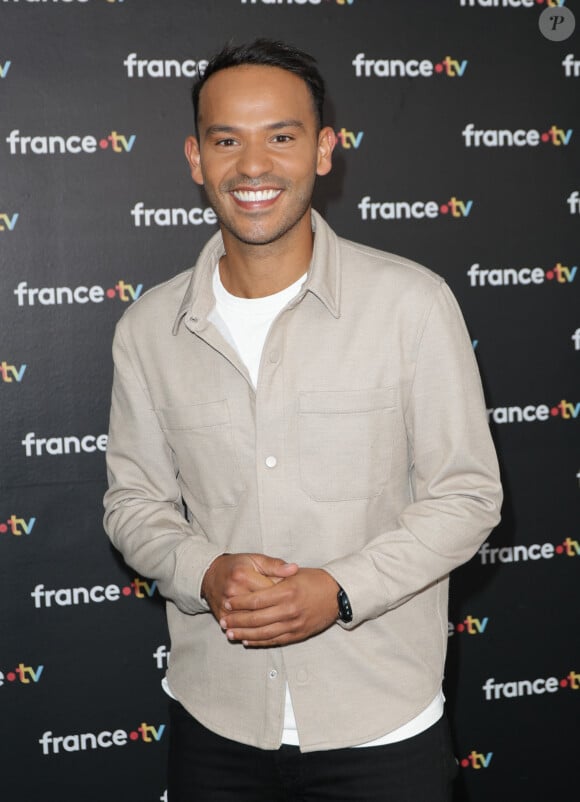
[201,553,340,647]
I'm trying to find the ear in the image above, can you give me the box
[184,136,204,186]
[316,126,336,177]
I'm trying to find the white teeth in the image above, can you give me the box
[232,189,281,202]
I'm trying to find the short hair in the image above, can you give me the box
[192,39,325,136]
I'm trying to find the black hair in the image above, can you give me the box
[191,38,325,136]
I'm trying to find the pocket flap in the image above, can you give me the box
[298,386,396,415]
[157,400,230,430]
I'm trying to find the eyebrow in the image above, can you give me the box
[203,119,306,138]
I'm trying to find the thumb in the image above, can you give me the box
[250,555,299,578]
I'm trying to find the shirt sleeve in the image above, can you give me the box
[322,281,502,628]
[103,322,223,615]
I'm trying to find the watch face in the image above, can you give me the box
[338,588,353,623]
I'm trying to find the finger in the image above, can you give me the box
[220,604,294,632]
[242,634,296,648]
[225,620,294,644]
[225,585,285,612]
[250,555,299,579]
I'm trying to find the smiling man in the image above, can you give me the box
[104,39,502,801]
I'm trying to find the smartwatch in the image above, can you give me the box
[337,586,353,623]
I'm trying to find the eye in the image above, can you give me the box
[272,134,294,143]
[216,138,238,147]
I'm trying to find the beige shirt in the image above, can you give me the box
[104,210,502,752]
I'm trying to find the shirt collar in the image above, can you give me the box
[172,208,341,336]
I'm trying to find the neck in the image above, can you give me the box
[219,212,313,298]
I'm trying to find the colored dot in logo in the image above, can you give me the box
[106,288,116,299]
[129,730,139,741]
[439,204,448,214]
[536,0,545,5]
[545,270,554,280]
[456,623,465,632]
[559,678,568,688]
[122,586,132,596]
[6,672,16,682]
[541,132,549,143]
[99,139,109,149]
[550,407,559,417]
[555,545,564,554]
[0,523,7,533]
[434,63,443,74]
[460,758,469,768]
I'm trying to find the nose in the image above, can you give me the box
[236,138,273,178]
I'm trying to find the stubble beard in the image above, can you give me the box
[205,176,316,247]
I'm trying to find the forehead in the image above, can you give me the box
[197,64,316,130]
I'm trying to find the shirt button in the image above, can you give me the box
[265,456,277,468]
[269,669,278,679]
[269,350,280,363]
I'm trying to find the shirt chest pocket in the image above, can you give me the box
[298,387,396,502]
[157,400,244,508]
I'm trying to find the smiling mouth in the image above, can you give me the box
[231,188,282,203]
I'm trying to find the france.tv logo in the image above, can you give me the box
[0,362,26,383]
[0,515,35,535]
[352,54,467,78]
[6,129,136,156]
[0,212,18,231]
[0,662,43,686]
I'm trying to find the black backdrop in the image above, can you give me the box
[1,2,579,800]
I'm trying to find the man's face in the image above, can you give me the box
[185,65,335,247]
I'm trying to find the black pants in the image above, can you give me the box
[167,700,458,802]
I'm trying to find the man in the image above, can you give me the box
[104,39,502,801]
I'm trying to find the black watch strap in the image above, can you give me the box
[337,586,353,623]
